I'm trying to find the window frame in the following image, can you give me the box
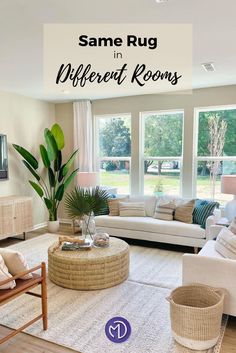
[193,104,236,199]
[141,109,184,196]
[94,113,132,194]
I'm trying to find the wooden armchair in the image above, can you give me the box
[0,262,47,344]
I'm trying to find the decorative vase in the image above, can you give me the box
[80,213,96,240]
[48,220,60,233]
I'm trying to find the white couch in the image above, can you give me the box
[95,195,218,251]
[182,239,236,316]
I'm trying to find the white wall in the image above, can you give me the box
[0,90,55,226]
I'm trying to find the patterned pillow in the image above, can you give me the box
[153,200,175,221]
[174,199,195,224]
[215,227,236,259]
[108,197,127,216]
[119,202,146,217]
[229,217,236,235]
[193,199,219,229]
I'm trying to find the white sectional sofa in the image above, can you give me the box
[182,240,236,316]
[95,195,219,251]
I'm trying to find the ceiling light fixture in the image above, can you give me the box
[155,0,168,3]
[201,62,216,72]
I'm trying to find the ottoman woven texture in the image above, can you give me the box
[48,237,129,290]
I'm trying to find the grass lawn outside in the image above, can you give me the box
[100,170,232,205]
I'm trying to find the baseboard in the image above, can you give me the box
[33,222,47,230]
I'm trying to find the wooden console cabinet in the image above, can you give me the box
[0,196,33,240]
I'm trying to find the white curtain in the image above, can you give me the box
[73,100,93,172]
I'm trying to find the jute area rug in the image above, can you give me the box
[0,234,227,353]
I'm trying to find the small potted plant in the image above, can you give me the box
[13,123,79,232]
[153,178,164,196]
[65,187,109,240]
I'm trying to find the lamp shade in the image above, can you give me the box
[77,172,100,188]
[221,175,236,195]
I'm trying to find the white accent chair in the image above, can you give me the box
[182,239,236,316]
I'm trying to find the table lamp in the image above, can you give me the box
[77,172,100,188]
[221,175,236,222]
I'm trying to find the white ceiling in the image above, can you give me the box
[0,0,236,102]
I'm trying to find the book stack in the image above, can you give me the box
[61,240,92,251]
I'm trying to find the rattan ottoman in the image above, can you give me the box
[48,237,129,290]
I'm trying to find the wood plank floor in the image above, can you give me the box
[0,224,235,353]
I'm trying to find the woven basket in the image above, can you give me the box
[167,284,225,350]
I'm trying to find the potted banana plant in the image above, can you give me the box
[13,123,79,232]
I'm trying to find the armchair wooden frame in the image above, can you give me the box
[0,262,47,344]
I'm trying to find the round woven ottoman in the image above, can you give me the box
[48,237,129,290]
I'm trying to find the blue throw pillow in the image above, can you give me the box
[193,199,219,229]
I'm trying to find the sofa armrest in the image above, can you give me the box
[205,215,217,240]
[182,253,236,315]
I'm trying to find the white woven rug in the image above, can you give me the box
[0,234,227,353]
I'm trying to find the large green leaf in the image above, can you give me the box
[13,144,38,169]
[64,168,79,189]
[51,123,65,150]
[29,180,44,197]
[55,184,64,201]
[43,197,53,210]
[22,160,40,181]
[54,150,62,172]
[44,128,58,161]
[48,167,56,187]
[62,150,79,177]
[58,163,65,182]
[40,145,50,168]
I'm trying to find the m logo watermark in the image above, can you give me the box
[105,317,131,343]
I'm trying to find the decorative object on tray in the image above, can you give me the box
[65,186,109,240]
[61,241,92,251]
[12,123,79,233]
[93,232,109,248]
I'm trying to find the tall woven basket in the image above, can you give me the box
[167,284,224,350]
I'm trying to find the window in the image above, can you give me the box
[142,110,184,196]
[95,114,131,194]
[195,106,236,204]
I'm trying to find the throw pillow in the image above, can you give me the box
[0,254,16,289]
[229,216,236,235]
[174,199,195,223]
[193,199,219,229]
[94,194,116,216]
[0,249,32,280]
[119,202,146,217]
[215,227,236,259]
[107,197,127,216]
[153,200,175,221]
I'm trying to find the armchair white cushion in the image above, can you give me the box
[182,240,236,316]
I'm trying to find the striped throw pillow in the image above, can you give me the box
[119,202,146,217]
[229,217,236,235]
[215,227,236,259]
[193,199,219,229]
[153,201,175,221]
[108,197,127,216]
[174,199,195,223]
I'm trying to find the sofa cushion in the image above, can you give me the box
[128,196,157,217]
[107,197,127,216]
[119,202,146,217]
[174,199,195,224]
[193,199,219,229]
[198,240,224,258]
[215,228,236,259]
[153,200,175,221]
[95,215,206,239]
[0,249,32,280]
[0,254,16,290]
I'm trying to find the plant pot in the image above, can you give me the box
[48,220,60,233]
